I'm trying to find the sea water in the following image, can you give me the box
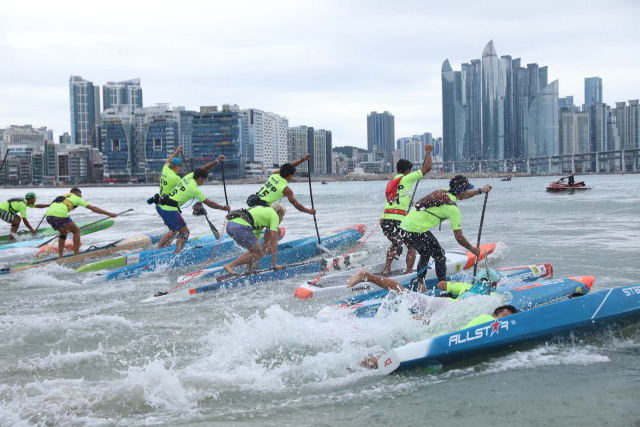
[1,174,639,426]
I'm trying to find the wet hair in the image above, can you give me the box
[449,175,470,194]
[493,305,518,316]
[396,159,413,174]
[70,187,82,196]
[279,163,296,178]
[271,202,286,215]
[193,168,209,180]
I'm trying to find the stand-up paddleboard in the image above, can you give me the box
[378,280,637,375]
[141,252,369,303]
[2,229,167,274]
[317,264,555,320]
[75,226,285,273]
[83,225,365,285]
[0,220,115,249]
[294,243,496,300]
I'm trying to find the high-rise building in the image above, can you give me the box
[584,77,603,108]
[175,107,196,158]
[325,130,333,174]
[287,126,314,174]
[313,130,329,175]
[587,102,609,153]
[607,113,621,151]
[443,42,552,163]
[366,111,395,163]
[242,109,265,164]
[0,125,51,154]
[559,96,574,111]
[192,107,245,179]
[100,105,136,176]
[560,111,590,154]
[526,80,560,157]
[263,112,288,168]
[614,100,640,150]
[69,75,100,147]
[103,79,143,111]
[481,41,505,159]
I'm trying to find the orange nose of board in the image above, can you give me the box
[463,243,496,270]
[294,287,314,300]
[568,276,595,290]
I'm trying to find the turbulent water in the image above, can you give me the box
[1,174,640,427]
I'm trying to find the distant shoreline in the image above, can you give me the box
[0,170,635,189]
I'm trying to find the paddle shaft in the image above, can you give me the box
[40,209,133,246]
[0,149,8,175]
[221,160,229,206]
[406,149,430,215]
[180,151,190,174]
[307,171,321,246]
[472,192,489,278]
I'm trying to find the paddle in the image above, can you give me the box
[0,149,8,176]
[39,209,133,246]
[192,202,220,239]
[472,192,489,281]
[180,151,190,174]
[221,159,229,206]
[307,170,330,254]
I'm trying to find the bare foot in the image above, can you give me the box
[361,356,379,369]
[405,269,414,274]
[348,269,368,288]
[381,269,390,276]
[223,264,235,274]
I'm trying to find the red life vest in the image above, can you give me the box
[385,176,403,204]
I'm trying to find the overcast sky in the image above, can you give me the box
[1,0,639,149]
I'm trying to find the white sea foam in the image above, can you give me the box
[22,343,105,370]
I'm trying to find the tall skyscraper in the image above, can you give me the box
[560,111,589,154]
[69,75,101,147]
[103,79,143,110]
[526,80,560,157]
[587,102,609,153]
[263,112,289,168]
[366,111,395,162]
[481,41,505,159]
[442,41,551,163]
[192,107,245,179]
[287,125,314,174]
[242,109,265,164]
[325,130,333,174]
[313,129,329,174]
[584,77,603,108]
[558,96,574,111]
[100,105,136,175]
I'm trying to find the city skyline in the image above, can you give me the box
[1,0,639,149]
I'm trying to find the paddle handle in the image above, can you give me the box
[0,149,8,175]
[406,147,430,215]
[307,170,321,246]
[472,192,489,277]
[180,151,190,174]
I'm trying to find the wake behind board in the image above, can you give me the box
[0,220,115,248]
[294,243,496,300]
[379,281,636,375]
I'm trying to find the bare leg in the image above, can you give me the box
[57,236,65,259]
[224,244,263,274]
[157,230,177,249]
[9,217,20,241]
[174,225,189,254]
[348,269,405,293]
[405,246,417,273]
[383,243,401,275]
[60,222,81,256]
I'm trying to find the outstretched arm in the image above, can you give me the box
[453,229,479,256]
[203,198,230,212]
[166,146,184,165]
[263,230,280,268]
[420,144,433,176]
[290,153,311,168]
[87,205,118,218]
[21,217,36,234]
[458,185,492,200]
[283,187,316,215]
[34,204,50,208]
[202,154,225,172]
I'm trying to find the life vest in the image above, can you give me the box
[414,189,458,231]
[52,193,78,213]
[158,194,182,213]
[227,208,256,228]
[6,198,26,215]
[383,176,406,216]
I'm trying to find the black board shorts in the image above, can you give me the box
[381,219,405,245]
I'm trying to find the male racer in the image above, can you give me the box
[0,192,50,241]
